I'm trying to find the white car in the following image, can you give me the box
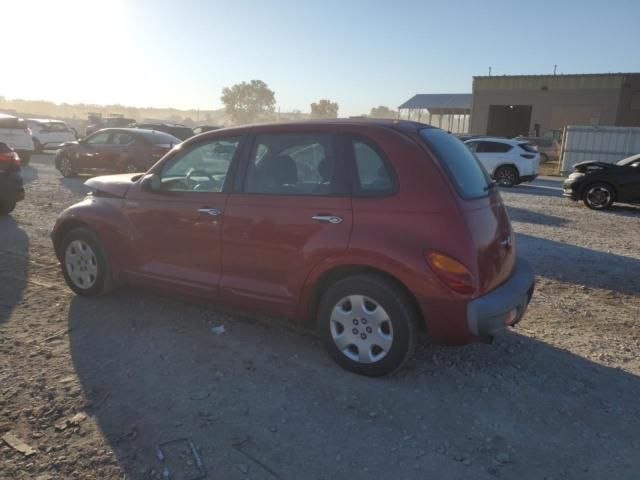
[464,137,540,186]
[26,119,76,152]
[0,113,35,164]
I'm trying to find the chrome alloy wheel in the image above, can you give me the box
[64,240,98,289]
[60,156,73,177]
[585,185,612,209]
[330,295,394,364]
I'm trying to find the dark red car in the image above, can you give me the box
[0,142,24,215]
[55,128,180,177]
[51,120,534,376]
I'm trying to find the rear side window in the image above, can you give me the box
[0,117,23,129]
[245,132,346,196]
[351,139,394,195]
[518,143,537,153]
[420,129,490,199]
[477,141,512,153]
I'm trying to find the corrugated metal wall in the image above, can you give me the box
[560,125,640,173]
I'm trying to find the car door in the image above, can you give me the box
[99,130,135,172]
[475,141,509,175]
[619,160,640,202]
[123,135,243,294]
[80,131,112,171]
[220,129,353,316]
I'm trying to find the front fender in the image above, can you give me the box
[51,196,132,274]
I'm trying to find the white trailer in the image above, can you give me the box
[560,125,640,174]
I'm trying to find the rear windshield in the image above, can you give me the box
[519,143,537,153]
[137,130,181,145]
[419,128,490,199]
[0,117,25,129]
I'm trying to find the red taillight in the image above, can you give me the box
[0,152,20,170]
[520,154,535,159]
[425,251,475,295]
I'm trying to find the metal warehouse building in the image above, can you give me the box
[469,72,640,138]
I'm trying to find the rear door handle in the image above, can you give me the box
[311,215,343,224]
[197,207,222,216]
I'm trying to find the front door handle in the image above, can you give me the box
[311,215,343,224]
[197,207,222,216]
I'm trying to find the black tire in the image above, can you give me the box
[540,152,549,163]
[582,182,615,210]
[494,165,519,187]
[317,274,418,377]
[59,155,76,178]
[33,139,42,153]
[59,227,114,296]
[0,201,16,215]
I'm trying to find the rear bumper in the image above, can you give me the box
[466,257,535,340]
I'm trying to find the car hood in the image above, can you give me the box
[573,161,618,173]
[85,174,138,198]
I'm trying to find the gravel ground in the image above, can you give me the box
[1,154,639,479]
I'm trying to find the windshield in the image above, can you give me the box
[616,153,640,166]
[419,128,491,199]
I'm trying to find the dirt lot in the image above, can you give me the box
[1,154,640,479]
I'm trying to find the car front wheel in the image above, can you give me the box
[583,183,614,210]
[60,227,114,296]
[318,274,418,376]
[59,156,76,177]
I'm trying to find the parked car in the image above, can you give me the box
[193,125,221,135]
[137,123,194,141]
[464,137,540,187]
[51,120,534,376]
[516,135,561,163]
[0,142,24,215]
[26,119,77,152]
[0,114,35,165]
[55,128,179,178]
[86,117,136,136]
[563,153,640,209]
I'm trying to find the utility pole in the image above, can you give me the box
[488,66,492,76]
[553,64,557,75]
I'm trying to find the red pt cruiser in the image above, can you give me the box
[51,120,534,376]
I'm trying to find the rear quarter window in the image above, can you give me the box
[0,117,23,129]
[420,129,491,199]
[519,143,537,153]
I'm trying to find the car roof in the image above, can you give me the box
[464,136,523,145]
[195,119,433,137]
[27,118,65,123]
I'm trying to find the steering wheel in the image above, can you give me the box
[185,169,215,188]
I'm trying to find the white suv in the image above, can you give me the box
[464,137,540,187]
[0,114,35,164]
[26,119,77,152]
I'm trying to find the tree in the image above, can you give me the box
[310,99,339,119]
[220,80,276,125]
[369,105,397,119]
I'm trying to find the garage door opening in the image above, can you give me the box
[487,105,532,137]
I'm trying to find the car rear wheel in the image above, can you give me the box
[583,183,614,210]
[33,139,42,153]
[494,165,519,187]
[59,155,76,178]
[0,201,16,215]
[317,274,418,376]
[540,152,549,163]
[60,227,114,296]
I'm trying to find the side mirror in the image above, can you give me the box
[141,173,161,191]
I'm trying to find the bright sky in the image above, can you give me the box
[4,0,640,116]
